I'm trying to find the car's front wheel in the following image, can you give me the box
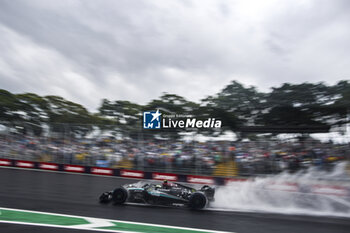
[112,187,128,204]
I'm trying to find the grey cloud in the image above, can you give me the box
[0,0,349,110]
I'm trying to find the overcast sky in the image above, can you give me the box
[0,0,349,111]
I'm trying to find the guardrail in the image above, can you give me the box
[0,158,226,185]
[1,158,349,198]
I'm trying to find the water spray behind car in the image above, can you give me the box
[211,162,350,217]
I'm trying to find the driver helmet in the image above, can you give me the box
[162,180,169,187]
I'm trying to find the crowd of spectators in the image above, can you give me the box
[0,134,223,174]
[233,140,348,175]
[0,133,348,176]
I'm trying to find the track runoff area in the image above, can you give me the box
[1,166,350,233]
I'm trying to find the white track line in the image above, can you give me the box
[0,207,234,233]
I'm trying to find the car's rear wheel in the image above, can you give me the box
[189,192,207,210]
[112,187,128,204]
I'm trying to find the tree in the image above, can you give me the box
[44,96,95,137]
[99,99,142,138]
[15,93,49,135]
[259,82,342,128]
[201,81,264,127]
[0,89,22,121]
[145,93,199,114]
[143,93,201,139]
[327,80,350,128]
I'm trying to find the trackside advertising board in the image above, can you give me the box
[225,178,248,185]
[64,165,85,173]
[91,167,113,176]
[187,175,214,185]
[266,181,299,192]
[0,159,11,166]
[152,172,178,181]
[120,169,144,179]
[39,162,59,171]
[16,160,34,168]
[311,184,349,197]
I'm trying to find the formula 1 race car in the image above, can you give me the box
[99,181,215,210]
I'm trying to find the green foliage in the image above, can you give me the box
[0,89,23,121]
[262,82,348,127]
[1,79,349,137]
[142,93,200,139]
[145,93,199,114]
[202,81,266,129]
[99,99,142,138]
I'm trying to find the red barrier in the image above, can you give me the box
[91,167,113,176]
[1,158,349,199]
[265,181,299,192]
[15,160,34,168]
[187,175,214,185]
[39,162,59,171]
[152,172,178,181]
[0,159,11,166]
[311,184,349,197]
[225,178,248,185]
[120,169,144,179]
[64,165,85,173]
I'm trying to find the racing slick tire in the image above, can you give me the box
[112,187,128,205]
[189,192,207,210]
[99,191,112,204]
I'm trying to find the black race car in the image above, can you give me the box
[99,181,215,210]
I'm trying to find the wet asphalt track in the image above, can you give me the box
[0,167,349,233]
